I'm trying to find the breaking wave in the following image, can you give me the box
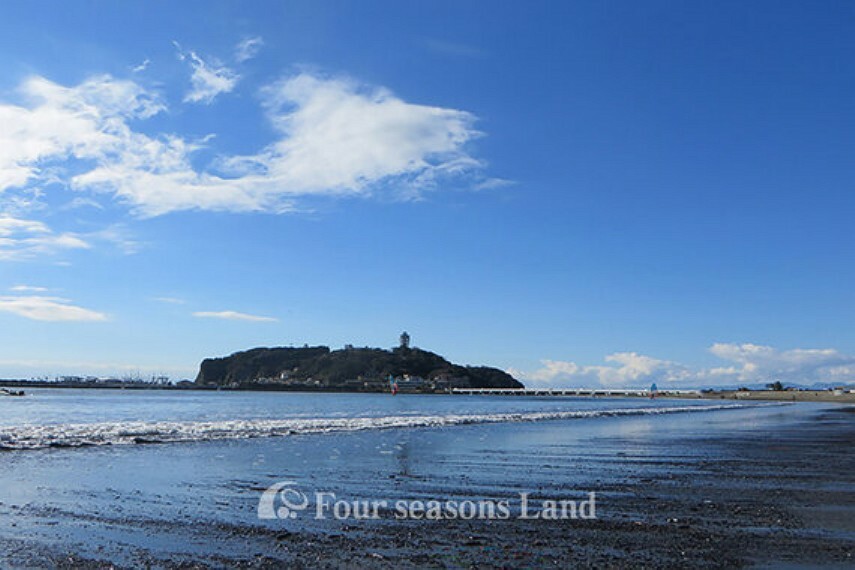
[0,403,777,450]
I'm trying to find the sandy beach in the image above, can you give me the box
[0,397,852,569]
[705,390,855,403]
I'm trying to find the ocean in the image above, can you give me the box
[1,389,846,567]
[0,388,767,450]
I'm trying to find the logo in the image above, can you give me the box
[257,481,310,520]
[258,482,597,521]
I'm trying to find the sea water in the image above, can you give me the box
[0,389,815,565]
[0,388,775,450]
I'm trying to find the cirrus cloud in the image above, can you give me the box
[0,216,90,261]
[9,285,49,292]
[235,37,263,63]
[152,296,185,305]
[192,310,277,322]
[180,49,238,104]
[0,296,107,322]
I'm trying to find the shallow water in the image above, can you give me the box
[0,388,775,449]
[0,390,832,566]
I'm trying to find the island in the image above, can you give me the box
[195,333,523,393]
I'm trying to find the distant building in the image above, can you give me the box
[399,331,411,349]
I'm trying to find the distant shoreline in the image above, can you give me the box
[699,389,855,403]
[0,381,390,393]
[0,380,198,391]
[0,381,435,394]
[2,380,854,402]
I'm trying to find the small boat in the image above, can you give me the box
[0,388,25,397]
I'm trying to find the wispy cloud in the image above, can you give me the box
[512,343,855,388]
[73,72,483,215]
[235,36,263,63]
[193,310,277,322]
[62,197,105,211]
[153,296,185,305]
[2,187,47,216]
[0,216,90,261]
[174,41,238,104]
[0,74,164,195]
[89,224,143,255]
[0,70,488,219]
[0,296,108,322]
[9,285,48,292]
[131,58,150,73]
[474,178,514,191]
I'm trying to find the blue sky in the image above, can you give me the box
[1,1,854,387]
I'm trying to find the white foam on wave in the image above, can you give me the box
[0,403,779,450]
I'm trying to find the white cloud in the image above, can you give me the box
[0,73,212,218]
[131,58,150,73]
[2,187,47,216]
[235,37,263,63]
[513,343,855,388]
[474,177,514,191]
[62,196,105,211]
[248,73,482,196]
[73,73,483,216]
[703,343,855,384]
[153,296,185,305]
[511,352,688,388]
[0,295,107,322]
[193,310,277,322]
[1,71,486,219]
[9,285,48,292]
[174,43,238,104]
[0,74,164,194]
[599,352,690,385]
[0,216,90,260]
[89,224,143,255]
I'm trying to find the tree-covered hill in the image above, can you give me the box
[195,345,522,391]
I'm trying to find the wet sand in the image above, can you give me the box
[0,404,853,568]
